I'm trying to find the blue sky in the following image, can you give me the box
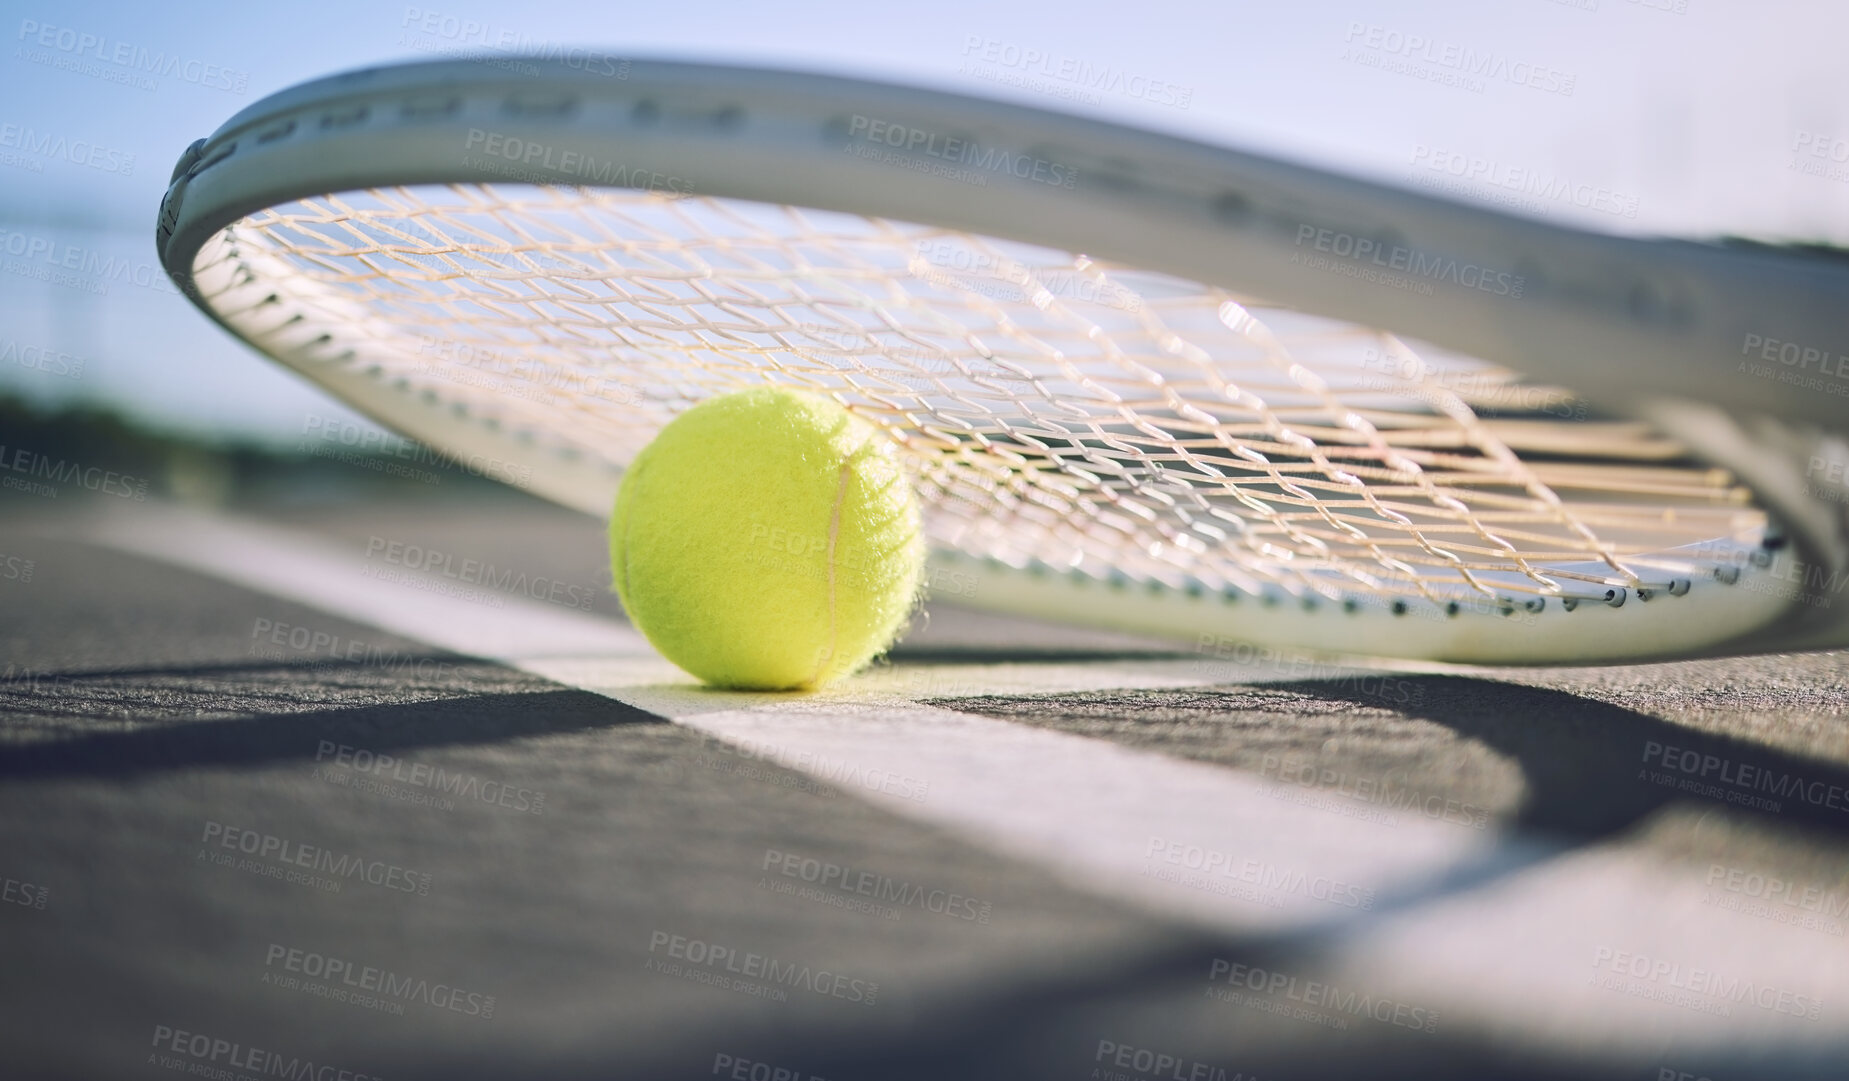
[2,0,1844,441]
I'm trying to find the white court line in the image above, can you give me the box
[94,503,1488,935]
[82,504,1849,1057]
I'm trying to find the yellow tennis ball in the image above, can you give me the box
[610,388,924,691]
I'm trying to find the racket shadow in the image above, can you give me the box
[553,675,1849,1081]
[1258,673,1849,928]
[1286,673,1849,842]
[0,670,662,782]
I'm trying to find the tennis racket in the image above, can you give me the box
[156,58,1849,664]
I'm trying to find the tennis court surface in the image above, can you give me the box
[3,486,1846,1080]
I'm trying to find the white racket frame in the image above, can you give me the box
[156,58,1849,662]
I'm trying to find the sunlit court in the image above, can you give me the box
[3,3,1847,1079]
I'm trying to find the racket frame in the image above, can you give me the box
[156,58,1849,661]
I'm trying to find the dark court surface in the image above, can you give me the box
[2,490,1847,1081]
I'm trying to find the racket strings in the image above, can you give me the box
[195,184,1766,608]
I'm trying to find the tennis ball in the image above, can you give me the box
[610,388,924,691]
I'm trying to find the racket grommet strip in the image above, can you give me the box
[255,119,297,145]
[167,138,206,185]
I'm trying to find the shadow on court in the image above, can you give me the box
[0,664,665,781]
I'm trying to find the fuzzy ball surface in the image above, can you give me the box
[609,388,924,690]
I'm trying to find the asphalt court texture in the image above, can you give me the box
[2,490,1847,1080]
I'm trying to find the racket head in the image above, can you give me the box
[157,58,1849,664]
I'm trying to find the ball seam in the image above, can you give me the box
[811,457,851,688]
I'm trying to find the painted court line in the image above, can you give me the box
[78,504,1849,1052]
[87,502,1489,936]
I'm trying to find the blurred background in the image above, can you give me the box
[3,0,1847,475]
